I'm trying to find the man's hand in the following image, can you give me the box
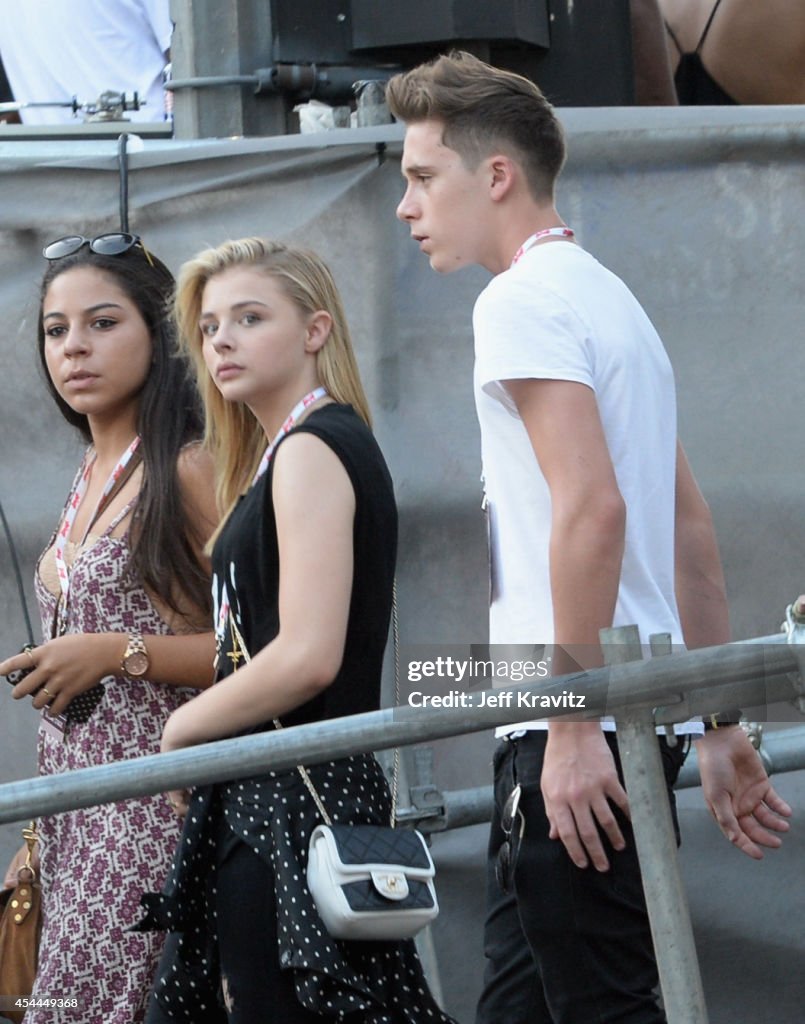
[543,723,631,871]
[695,726,792,858]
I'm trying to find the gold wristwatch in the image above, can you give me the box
[121,631,150,679]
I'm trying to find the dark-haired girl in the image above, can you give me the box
[0,235,218,1024]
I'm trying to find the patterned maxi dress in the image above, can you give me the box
[26,484,195,1024]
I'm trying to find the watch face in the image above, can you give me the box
[124,651,149,677]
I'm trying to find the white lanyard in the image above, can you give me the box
[251,386,328,485]
[511,226,575,267]
[54,436,141,602]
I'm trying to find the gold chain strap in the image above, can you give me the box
[390,578,400,826]
[227,613,333,825]
[226,580,401,829]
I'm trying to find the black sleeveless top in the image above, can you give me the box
[666,0,738,105]
[137,405,454,1022]
[212,401,397,727]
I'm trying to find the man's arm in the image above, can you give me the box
[676,441,792,853]
[505,378,630,872]
[674,441,730,647]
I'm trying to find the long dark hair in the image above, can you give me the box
[38,244,211,619]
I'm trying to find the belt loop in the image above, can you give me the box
[510,734,520,789]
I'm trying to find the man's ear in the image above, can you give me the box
[488,154,517,201]
[304,310,333,353]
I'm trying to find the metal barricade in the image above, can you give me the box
[1,618,804,1019]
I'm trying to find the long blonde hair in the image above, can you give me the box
[174,238,372,538]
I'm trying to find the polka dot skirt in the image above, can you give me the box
[137,753,457,1023]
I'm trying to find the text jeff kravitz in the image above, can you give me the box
[407,689,585,710]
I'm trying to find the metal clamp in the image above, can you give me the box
[393,746,446,830]
[83,91,142,122]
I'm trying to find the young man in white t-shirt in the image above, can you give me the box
[387,51,792,1024]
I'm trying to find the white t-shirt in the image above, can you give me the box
[473,240,698,734]
[0,0,172,124]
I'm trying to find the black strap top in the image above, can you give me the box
[665,0,738,105]
[211,402,398,730]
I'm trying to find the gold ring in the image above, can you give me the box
[41,687,55,700]
[24,647,36,668]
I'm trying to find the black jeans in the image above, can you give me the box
[146,815,323,1024]
[475,730,687,1024]
[212,822,324,1024]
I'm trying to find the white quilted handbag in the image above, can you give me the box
[307,821,438,940]
[230,590,438,942]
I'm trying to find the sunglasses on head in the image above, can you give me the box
[495,783,525,895]
[43,232,154,266]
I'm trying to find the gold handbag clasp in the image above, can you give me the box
[370,870,410,900]
[18,821,38,884]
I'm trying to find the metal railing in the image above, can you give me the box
[398,723,805,833]
[1,623,803,1024]
[0,631,802,826]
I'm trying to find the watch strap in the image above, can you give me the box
[703,709,743,730]
[121,631,149,678]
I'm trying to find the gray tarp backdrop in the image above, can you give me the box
[1,107,804,1021]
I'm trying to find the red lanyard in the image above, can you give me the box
[511,227,575,266]
[251,386,328,485]
[54,436,141,605]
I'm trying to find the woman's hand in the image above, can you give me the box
[161,709,195,818]
[1,634,123,717]
[165,788,191,818]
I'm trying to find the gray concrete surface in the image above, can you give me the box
[1,107,804,1019]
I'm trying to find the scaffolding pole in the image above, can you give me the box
[604,625,708,1023]
[386,724,805,833]
[0,632,801,826]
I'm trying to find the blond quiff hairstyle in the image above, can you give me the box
[386,49,566,202]
[174,238,372,537]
